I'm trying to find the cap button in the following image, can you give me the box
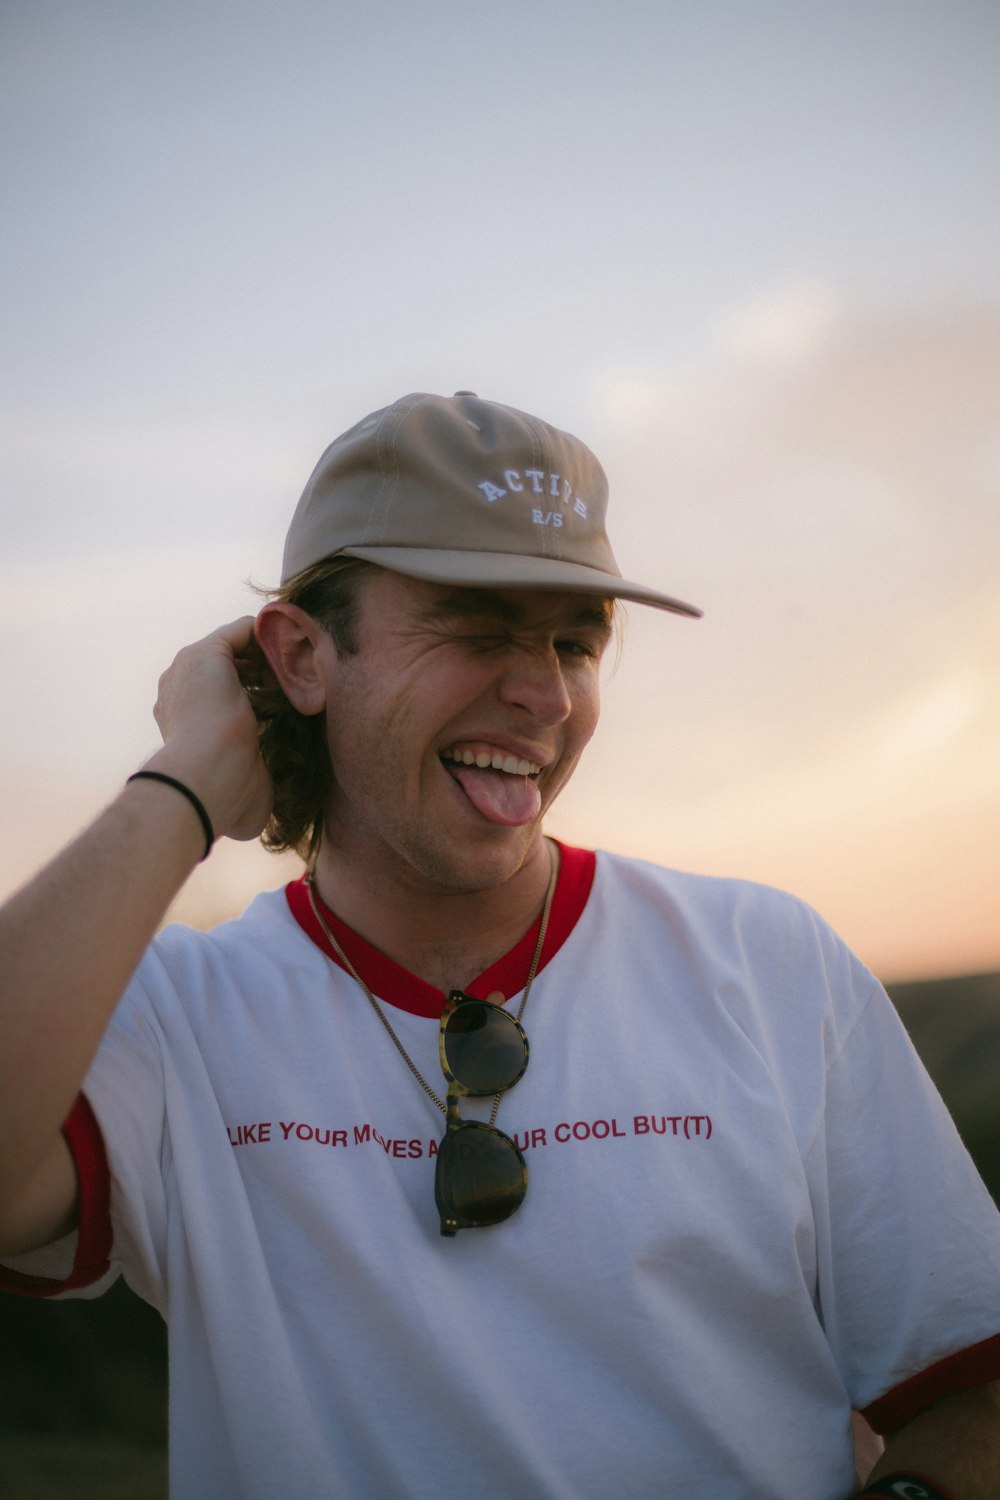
[453,390,477,397]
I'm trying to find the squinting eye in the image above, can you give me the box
[464,634,507,651]
[556,640,595,659]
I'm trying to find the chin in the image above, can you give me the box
[417,827,540,894]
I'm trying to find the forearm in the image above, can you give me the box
[0,615,274,1245]
[853,1382,1000,1499]
[0,776,204,1220]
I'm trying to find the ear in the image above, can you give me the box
[254,602,332,715]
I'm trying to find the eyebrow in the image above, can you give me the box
[426,589,614,635]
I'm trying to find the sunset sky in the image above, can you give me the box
[2,2,998,981]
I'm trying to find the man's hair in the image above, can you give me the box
[252,557,376,862]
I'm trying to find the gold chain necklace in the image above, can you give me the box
[305,845,558,1122]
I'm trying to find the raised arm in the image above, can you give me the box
[0,617,273,1256]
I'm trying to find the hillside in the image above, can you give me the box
[888,969,1000,1206]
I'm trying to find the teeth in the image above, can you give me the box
[444,746,541,776]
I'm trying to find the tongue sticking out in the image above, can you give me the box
[448,765,542,827]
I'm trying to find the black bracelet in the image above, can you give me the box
[126,771,215,861]
[860,1475,955,1500]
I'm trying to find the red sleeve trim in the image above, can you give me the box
[0,1094,113,1299]
[862,1331,1000,1434]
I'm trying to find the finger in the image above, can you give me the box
[201,616,257,655]
[235,639,277,696]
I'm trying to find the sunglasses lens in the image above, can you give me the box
[442,1000,527,1095]
[435,1122,527,1235]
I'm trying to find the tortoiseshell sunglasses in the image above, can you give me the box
[435,990,529,1236]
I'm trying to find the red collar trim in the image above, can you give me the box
[285,842,596,1019]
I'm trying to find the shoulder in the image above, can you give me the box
[592,848,849,954]
[119,886,309,1023]
[589,848,882,1041]
[148,885,299,964]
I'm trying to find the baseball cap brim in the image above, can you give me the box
[341,545,703,618]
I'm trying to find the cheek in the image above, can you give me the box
[545,680,600,797]
[570,678,602,749]
[323,657,462,775]
[320,667,400,777]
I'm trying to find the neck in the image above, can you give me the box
[308,836,557,992]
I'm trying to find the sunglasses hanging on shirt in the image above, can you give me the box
[435,990,529,1235]
[304,846,556,1235]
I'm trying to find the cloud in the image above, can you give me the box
[576,292,1000,975]
[591,289,1000,613]
[710,278,841,364]
[878,667,988,762]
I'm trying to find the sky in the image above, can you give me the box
[2,1,998,981]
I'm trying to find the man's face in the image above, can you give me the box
[317,569,612,893]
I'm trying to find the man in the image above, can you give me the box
[1,391,999,1499]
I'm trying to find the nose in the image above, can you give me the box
[497,645,572,724]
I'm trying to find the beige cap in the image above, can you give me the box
[281,391,702,617]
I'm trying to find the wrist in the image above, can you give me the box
[125,770,215,861]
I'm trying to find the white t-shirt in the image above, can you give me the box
[6,845,1000,1500]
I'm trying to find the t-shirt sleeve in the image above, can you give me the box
[0,977,170,1310]
[806,975,1000,1431]
[0,1094,115,1298]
